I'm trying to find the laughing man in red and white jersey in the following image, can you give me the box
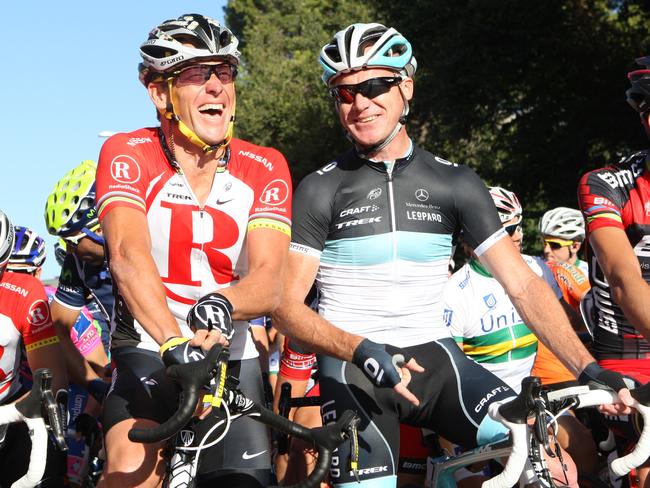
[0,209,68,486]
[95,14,292,488]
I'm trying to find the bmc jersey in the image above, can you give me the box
[578,152,650,359]
[0,272,58,403]
[290,144,507,347]
[442,256,561,392]
[96,128,292,359]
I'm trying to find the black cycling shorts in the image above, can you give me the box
[318,338,513,486]
[104,347,273,485]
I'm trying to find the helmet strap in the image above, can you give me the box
[163,78,235,157]
[355,84,410,159]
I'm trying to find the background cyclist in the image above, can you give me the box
[578,55,650,488]
[44,160,113,395]
[7,225,109,486]
[0,210,68,487]
[539,206,589,278]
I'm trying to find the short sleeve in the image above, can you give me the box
[578,169,624,232]
[246,147,293,237]
[453,167,507,256]
[290,171,337,257]
[96,133,152,220]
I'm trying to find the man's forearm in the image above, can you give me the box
[272,302,363,362]
[513,276,594,376]
[110,254,181,345]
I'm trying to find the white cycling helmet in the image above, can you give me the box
[539,207,585,241]
[489,186,522,224]
[319,23,417,85]
[0,209,15,278]
[320,23,417,157]
[138,13,240,85]
[138,13,240,155]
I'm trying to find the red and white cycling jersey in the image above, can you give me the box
[96,128,292,358]
[0,272,58,404]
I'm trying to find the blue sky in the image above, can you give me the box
[4,2,227,280]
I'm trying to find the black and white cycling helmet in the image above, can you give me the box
[0,209,15,278]
[138,13,240,85]
[319,23,417,85]
[539,207,585,241]
[489,186,522,224]
[7,226,46,274]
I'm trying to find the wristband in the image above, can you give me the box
[159,336,187,356]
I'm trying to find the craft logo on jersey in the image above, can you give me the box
[415,189,429,202]
[28,299,50,327]
[483,293,497,309]
[259,179,289,206]
[110,155,141,184]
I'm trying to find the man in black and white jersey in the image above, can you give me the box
[273,23,633,487]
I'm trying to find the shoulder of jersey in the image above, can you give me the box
[417,147,463,170]
[448,263,473,288]
[1,271,44,295]
[521,254,544,275]
[231,138,286,165]
[104,127,159,150]
[584,150,648,178]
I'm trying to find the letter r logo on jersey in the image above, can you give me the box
[110,155,141,184]
[259,179,289,206]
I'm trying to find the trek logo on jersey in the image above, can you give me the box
[334,216,382,229]
[110,155,141,184]
[28,299,50,327]
[482,293,497,309]
[259,179,289,206]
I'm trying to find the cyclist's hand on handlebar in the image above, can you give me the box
[352,339,424,406]
[160,336,206,366]
[578,361,635,414]
[187,293,234,351]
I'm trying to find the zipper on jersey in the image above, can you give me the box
[386,166,399,319]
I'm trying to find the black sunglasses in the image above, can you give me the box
[504,223,522,236]
[171,63,237,86]
[329,76,402,104]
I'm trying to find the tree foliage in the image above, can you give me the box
[226,0,650,249]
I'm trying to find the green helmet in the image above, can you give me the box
[45,160,99,236]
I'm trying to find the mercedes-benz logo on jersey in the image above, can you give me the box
[367,188,382,200]
[415,189,429,202]
[180,429,195,447]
